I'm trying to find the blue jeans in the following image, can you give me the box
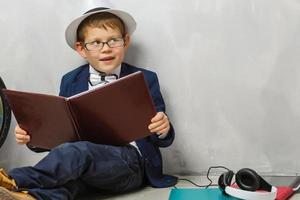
[9,141,144,200]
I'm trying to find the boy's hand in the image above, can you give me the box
[148,112,170,137]
[15,125,30,145]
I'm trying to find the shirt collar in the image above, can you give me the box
[89,65,121,77]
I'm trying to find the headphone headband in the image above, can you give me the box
[225,186,277,200]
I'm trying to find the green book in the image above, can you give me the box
[169,188,241,200]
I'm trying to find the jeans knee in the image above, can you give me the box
[54,141,92,155]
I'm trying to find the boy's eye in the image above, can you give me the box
[111,38,123,42]
[91,41,101,46]
[109,38,118,42]
[107,38,118,45]
[107,38,124,45]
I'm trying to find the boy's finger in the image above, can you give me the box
[15,127,27,135]
[16,137,29,144]
[16,134,30,140]
[151,112,165,122]
[148,119,164,130]
[15,131,27,136]
[156,127,169,135]
[149,121,169,133]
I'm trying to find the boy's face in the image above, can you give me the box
[75,26,130,73]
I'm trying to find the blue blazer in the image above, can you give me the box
[59,63,178,188]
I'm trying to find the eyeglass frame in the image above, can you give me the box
[83,37,125,51]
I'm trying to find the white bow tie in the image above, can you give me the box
[89,73,118,86]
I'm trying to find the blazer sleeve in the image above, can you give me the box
[146,71,175,147]
[147,72,166,113]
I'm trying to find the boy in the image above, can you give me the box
[0,7,177,200]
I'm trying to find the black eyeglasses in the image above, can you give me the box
[84,37,125,51]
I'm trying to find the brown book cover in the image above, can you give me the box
[2,71,156,150]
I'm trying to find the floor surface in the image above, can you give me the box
[78,175,300,200]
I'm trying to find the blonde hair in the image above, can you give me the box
[77,12,126,42]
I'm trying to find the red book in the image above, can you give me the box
[3,71,156,150]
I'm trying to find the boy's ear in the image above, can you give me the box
[124,34,131,50]
[75,42,87,58]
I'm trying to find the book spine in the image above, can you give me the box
[66,99,82,140]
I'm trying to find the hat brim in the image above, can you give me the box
[65,8,136,50]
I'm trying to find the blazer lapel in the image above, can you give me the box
[120,63,132,78]
[70,65,89,96]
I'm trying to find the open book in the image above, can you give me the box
[3,71,156,150]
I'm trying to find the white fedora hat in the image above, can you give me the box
[65,7,136,50]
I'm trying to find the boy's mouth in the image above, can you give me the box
[99,56,114,61]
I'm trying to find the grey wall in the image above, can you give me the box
[0,0,300,175]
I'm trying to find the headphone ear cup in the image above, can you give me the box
[235,168,260,191]
[218,170,234,192]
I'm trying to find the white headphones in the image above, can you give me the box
[218,168,277,200]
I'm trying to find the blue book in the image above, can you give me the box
[169,188,241,200]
